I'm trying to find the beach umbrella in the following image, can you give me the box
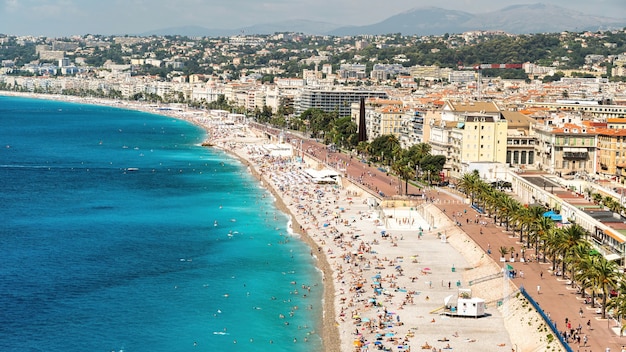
[374,341,382,345]
[422,267,431,271]
[362,317,370,322]
[385,333,395,337]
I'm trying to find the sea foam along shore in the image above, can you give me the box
[0,92,560,351]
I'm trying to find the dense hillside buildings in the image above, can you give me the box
[3,32,626,185]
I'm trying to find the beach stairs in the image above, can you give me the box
[468,273,503,286]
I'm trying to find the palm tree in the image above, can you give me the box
[518,205,545,245]
[576,253,598,302]
[603,196,615,209]
[567,242,592,289]
[534,216,555,260]
[501,197,522,232]
[558,224,590,282]
[509,206,525,238]
[458,171,481,206]
[356,141,371,159]
[592,192,603,205]
[606,281,626,336]
[590,256,620,319]
[498,246,509,260]
[543,227,565,271]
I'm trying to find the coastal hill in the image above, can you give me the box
[142,3,626,37]
[329,4,626,36]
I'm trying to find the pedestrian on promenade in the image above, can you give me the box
[540,270,543,279]
[537,285,541,294]
[587,319,591,330]
[579,307,584,318]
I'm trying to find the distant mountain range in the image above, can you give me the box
[142,3,626,37]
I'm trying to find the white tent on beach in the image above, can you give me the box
[304,168,341,184]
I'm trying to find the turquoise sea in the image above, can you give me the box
[0,96,323,352]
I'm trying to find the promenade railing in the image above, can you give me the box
[519,286,573,352]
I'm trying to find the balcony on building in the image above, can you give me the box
[562,147,588,160]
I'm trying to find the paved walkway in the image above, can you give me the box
[426,187,626,352]
[279,131,626,351]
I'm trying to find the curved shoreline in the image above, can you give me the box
[0,92,560,351]
[228,153,340,351]
[0,92,338,350]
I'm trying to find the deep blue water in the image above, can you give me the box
[0,96,323,352]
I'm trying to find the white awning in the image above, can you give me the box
[604,253,622,261]
[563,147,587,152]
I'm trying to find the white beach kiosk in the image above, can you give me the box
[442,289,486,318]
[304,168,341,184]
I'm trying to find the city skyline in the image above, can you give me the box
[1,0,624,37]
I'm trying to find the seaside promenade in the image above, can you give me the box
[296,137,626,352]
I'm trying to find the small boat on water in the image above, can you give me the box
[126,167,139,172]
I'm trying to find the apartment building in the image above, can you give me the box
[502,111,537,168]
[365,104,406,142]
[399,110,425,149]
[525,100,626,119]
[534,122,597,176]
[295,87,387,117]
[460,114,508,166]
[429,119,463,178]
[597,127,626,179]
[441,100,501,122]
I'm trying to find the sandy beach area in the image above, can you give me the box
[206,125,562,351]
[1,92,563,351]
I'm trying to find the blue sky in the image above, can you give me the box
[1,0,624,37]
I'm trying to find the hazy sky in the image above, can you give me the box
[1,0,624,37]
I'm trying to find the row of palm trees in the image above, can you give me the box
[457,170,625,327]
[589,190,625,215]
